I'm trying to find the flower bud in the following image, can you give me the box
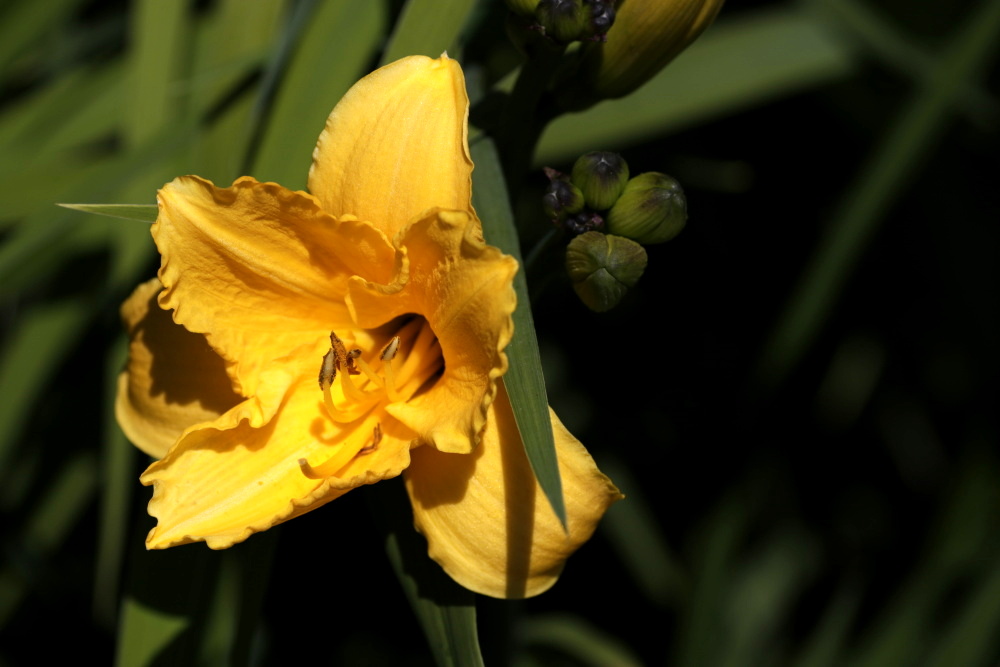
[535,0,590,43]
[542,169,586,223]
[563,210,604,235]
[581,0,617,40]
[505,0,541,19]
[606,172,687,244]
[552,0,725,110]
[571,151,629,211]
[566,231,647,312]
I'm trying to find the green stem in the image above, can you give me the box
[496,45,565,202]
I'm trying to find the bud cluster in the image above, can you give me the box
[542,151,689,312]
[506,0,617,45]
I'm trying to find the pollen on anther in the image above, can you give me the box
[318,349,336,391]
[359,423,383,455]
[380,336,401,362]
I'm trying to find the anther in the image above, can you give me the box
[380,336,401,362]
[358,423,383,455]
[380,336,401,402]
[318,349,336,391]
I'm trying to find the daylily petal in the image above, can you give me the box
[404,382,623,599]
[308,55,473,239]
[348,209,517,454]
[153,175,395,398]
[141,356,416,549]
[116,278,242,459]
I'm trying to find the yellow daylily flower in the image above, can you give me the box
[116,55,622,599]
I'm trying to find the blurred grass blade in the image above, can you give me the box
[0,0,86,73]
[793,583,860,667]
[125,0,187,147]
[924,556,1000,667]
[807,0,998,125]
[250,0,388,185]
[598,454,685,606]
[756,0,1000,389]
[470,137,566,528]
[852,447,998,666]
[380,0,477,65]
[537,9,856,164]
[58,204,158,223]
[116,546,220,666]
[720,531,819,667]
[674,493,749,667]
[0,452,98,628]
[94,339,136,629]
[200,535,278,666]
[0,300,91,476]
[520,614,643,666]
[370,480,483,667]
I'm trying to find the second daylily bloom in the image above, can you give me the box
[116,55,621,598]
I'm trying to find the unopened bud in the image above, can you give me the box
[563,210,604,235]
[566,231,647,312]
[505,0,542,19]
[535,0,590,43]
[542,167,586,223]
[571,151,629,211]
[606,172,687,244]
[582,0,616,39]
[552,0,725,110]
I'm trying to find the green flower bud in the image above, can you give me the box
[571,151,629,210]
[566,231,647,312]
[535,0,590,44]
[606,172,687,244]
[505,0,542,19]
[542,173,586,222]
[551,0,725,110]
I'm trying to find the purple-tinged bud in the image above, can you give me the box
[542,176,586,222]
[562,210,605,234]
[582,0,616,39]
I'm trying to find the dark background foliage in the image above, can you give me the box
[1,0,997,664]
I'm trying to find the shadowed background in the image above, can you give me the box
[1,0,998,664]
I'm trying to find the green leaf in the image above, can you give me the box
[536,9,857,164]
[369,480,483,667]
[470,137,567,528]
[380,0,478,65]
[57,203,158,223]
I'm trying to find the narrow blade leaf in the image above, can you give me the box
[57,203,158,223]
[470,137,567,528]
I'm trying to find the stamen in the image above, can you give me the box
[380,336,401,402]
[358,423,383,455]
[318,349,336,391]
[338,357,369,403]
[298,423,382,479]
[352,357,385,389]
[319,335,373,422]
